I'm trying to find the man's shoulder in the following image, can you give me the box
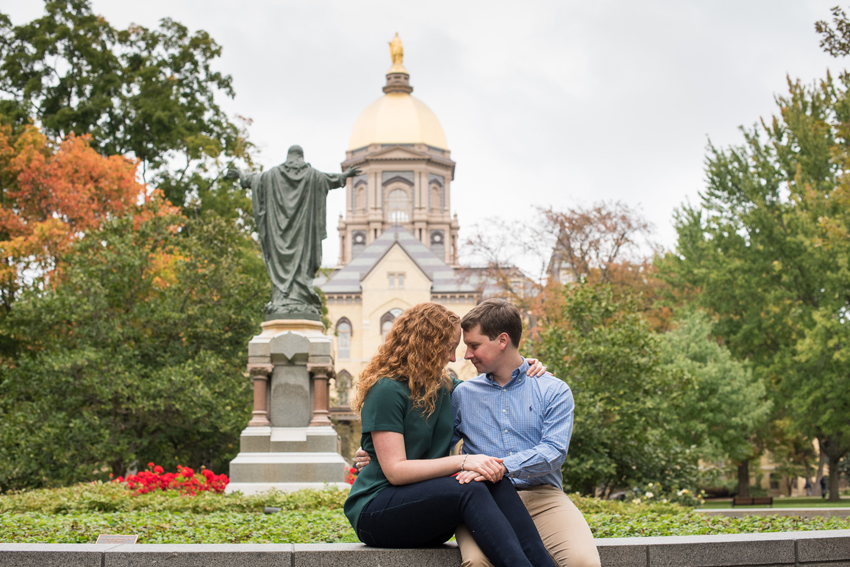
[530,373,572,397]
[453,375,490,396]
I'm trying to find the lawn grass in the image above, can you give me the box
[1,483,848,544]
[699,497,850,509]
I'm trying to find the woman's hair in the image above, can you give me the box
[352,302,460,417]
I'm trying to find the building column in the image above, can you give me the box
[308,364,334,427]
[247,364,273,427]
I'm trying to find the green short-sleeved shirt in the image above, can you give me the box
[343,376,463,533]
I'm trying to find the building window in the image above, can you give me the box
[380,308,404,340]
[352,231,367,259]
[388,272,405,288]
[355,185,366,212]
[386,188,410,223]
[336,318,352,359]
[430,184,441,212]
[430,229,445,260]
[335,370,352,406]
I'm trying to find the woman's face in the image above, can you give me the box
[444,324,461,366]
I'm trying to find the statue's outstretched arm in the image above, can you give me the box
[225,168,252,189]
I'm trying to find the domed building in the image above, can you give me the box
[319,35,481,416]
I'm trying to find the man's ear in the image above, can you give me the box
[498,332,509,351]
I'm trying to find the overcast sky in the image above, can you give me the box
[2,0,842,268]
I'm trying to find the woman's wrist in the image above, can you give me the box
[460,454,468,472]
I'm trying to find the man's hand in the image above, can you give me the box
[354,446,370,470]
[343,166,362,179]
[224,168,241,180]
[460,454,505,483]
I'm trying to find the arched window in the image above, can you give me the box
[355,185,366,212]
[335,370,352,406]
[380,308,404,340]
[336,318,352,359]
[386,188,410,223]
[430,184,441,212]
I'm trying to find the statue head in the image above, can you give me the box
[285,145,305,165]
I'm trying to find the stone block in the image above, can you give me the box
[239,426,272,452]
[596,538,647,567]
[292,543,462,567]
[103,544,292,567]
[795,530,850,563]
[0,543,118,567]
[646,533,796,567]
[270,365,311,427]
[226,481,350,495]
[228,451,347,483]
[269,332,310,364]
[307,337,332,358]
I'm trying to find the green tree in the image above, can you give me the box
[657,69,850,500]
[657,309,772,494]
[0,205,266,490]
[540,283,698,496]
[0,0,253,216]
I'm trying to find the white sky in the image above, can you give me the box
[2,0,841,268]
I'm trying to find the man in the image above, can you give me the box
[357,299,600,567]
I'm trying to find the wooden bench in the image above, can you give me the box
[732,496,773,507]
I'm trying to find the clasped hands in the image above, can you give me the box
[353,449,506,484]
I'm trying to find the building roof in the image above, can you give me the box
[318,226,476,294]
[348,92,447,151]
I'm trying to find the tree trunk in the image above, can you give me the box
[737,460,750,498]
[827,452,843,502]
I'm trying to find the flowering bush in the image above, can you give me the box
[112,463,229,495]
[627,483,705,507]
[345,466,358,485]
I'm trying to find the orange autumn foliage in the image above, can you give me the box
[0,124,178,303]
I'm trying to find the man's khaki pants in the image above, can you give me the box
[455,485,600,567]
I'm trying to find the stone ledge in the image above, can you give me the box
[696,508,850,518]
[0,531,847,567]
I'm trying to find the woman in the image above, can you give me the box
[344,302,556,567]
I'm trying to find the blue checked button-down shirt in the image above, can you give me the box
[451,358,574,489]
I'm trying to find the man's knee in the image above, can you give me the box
[456,523,494,567]
[569,548,601,567]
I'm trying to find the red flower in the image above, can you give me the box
[153,465,164,474]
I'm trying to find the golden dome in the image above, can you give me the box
[348,92,448,151]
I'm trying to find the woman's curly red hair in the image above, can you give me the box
[352,302,460,417]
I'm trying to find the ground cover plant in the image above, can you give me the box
[1,484,848,543]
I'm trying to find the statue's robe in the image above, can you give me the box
[244,161,345,314]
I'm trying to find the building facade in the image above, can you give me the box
[318,37,479,413]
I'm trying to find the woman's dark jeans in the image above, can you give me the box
[357,476,556,567]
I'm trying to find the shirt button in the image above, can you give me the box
[504,429,508,433]
[502,409,506,413]
[510,452,513,455]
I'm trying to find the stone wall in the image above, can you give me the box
[2,530,849,567]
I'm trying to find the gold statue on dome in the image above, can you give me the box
[388,32,408,74]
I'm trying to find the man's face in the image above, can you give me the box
[463,324,504,374]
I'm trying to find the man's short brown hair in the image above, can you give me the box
[461,298,522,348]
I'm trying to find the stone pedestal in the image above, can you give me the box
[226,320,349,495]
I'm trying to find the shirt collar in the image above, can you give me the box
[485,357,528,388]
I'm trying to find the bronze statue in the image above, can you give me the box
[227,146,360,320]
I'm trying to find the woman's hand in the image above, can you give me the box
[526,358,547,378]
[456,470,484,484]
[354,447,371,470]
[460,454,506,483]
